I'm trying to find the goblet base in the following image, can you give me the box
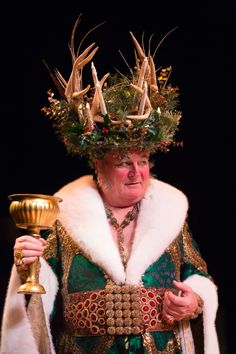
[17,281,46,295]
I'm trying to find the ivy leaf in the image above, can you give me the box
[103,114,112,127]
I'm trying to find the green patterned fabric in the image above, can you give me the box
[142,253,176,288]
[109,335,145,354]
[43,227,209,353]
[68,255,106,292]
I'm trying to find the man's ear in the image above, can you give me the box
[94,159,99,172]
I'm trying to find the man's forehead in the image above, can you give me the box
[106,151,150,161]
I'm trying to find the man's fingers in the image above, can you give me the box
[172,280,191,293]
[22,256,38,265]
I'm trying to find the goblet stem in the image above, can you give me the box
[17,227,46,294]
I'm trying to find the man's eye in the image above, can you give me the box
[139,160,148,166]
[116,161,130,167]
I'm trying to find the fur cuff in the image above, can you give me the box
[184,274,220,354]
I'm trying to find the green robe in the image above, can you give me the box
[0,176,219,354]
[43,221,210,354]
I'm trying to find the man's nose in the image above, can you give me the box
[128,163,140,177]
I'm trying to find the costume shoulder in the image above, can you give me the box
[145,177,189,215]
[54,175,95,197]
[54,175,100,219]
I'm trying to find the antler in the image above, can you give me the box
[127,82,151,121]
[91,72,110,118]
[127,32,155,120]
[65,44,99,102]
[129,31,146,63]
[149,56,158,92]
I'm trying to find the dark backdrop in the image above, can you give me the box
[0,1,234,353]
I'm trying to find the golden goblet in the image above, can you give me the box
[8,193,62,295]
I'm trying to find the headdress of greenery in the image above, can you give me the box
[42,15,182,163]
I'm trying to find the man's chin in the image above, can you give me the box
[124,189,144,202]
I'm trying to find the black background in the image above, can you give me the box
[0,1,234,352]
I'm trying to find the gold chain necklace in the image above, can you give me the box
[105,203,139,266]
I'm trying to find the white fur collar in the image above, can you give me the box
[55,176,188,285]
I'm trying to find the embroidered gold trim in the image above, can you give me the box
[56,220,80,297]
[27,294,52,354]
[92,334,115,354]
[166,234,182,281]
[143,332,159,354]
[182,222,208,274]
[57,332,86,354]
[143,332,181,354]
[43,229,58,260]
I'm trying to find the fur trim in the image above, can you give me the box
[55,175,188,284]
[0,260,58,354]
[0,266,39,354]
[126,178,188,284]
[184,274,220,354]
[39,258,59,354]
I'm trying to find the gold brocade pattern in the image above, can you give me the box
[182,222,208,274]
[56,221,81,297]
[43,226,58,260]
[91,335,115,354]
[43,220,81,300]
[43,219,80,261]
[57,332,86,354]
[27,294,52,354]
[162,338,180,353]
[143,332,180,354]
[166,234,182,281]
[57,333,114,354]
[143,333,159,353]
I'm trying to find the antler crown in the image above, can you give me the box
[42,16,182,161]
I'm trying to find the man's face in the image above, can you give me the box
[96,151,150,207]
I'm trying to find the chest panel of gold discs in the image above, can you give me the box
[64,284,174,336]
